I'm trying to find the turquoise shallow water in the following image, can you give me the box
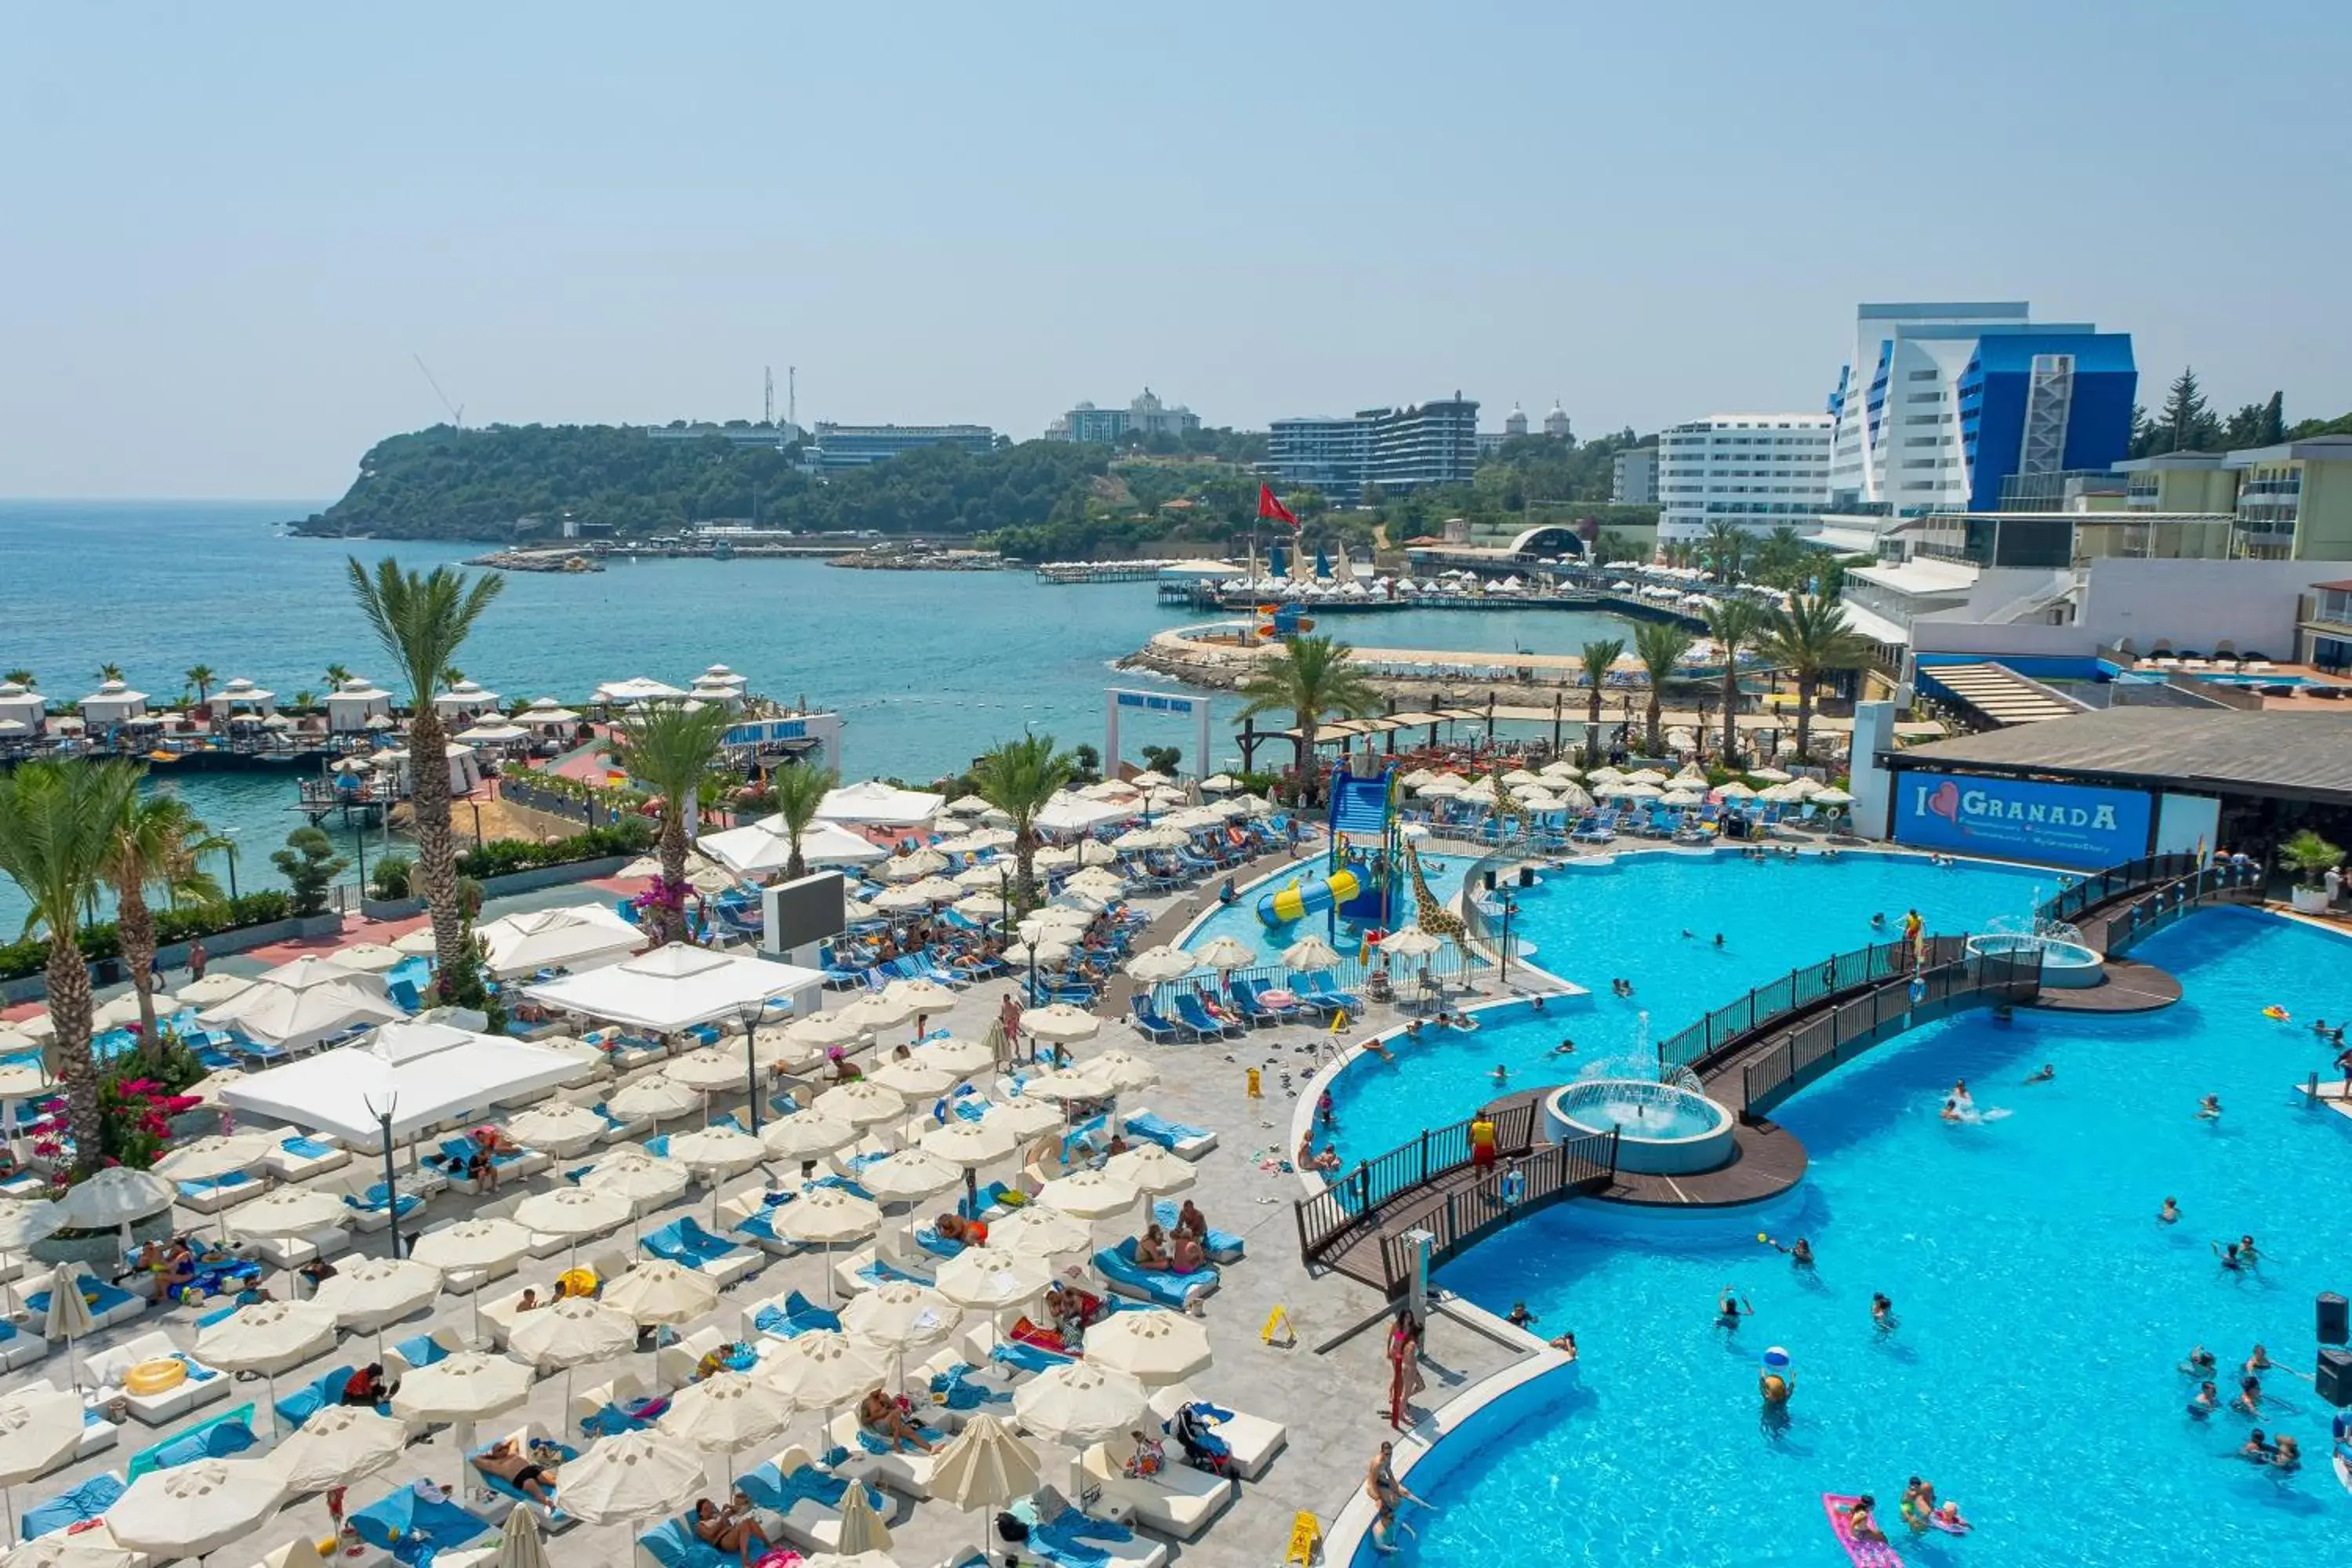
[0,499,1637,933]
[1363,909,2352,1566]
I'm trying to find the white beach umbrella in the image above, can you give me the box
[0,1530,140,1568]
[41,1262,96,1363]
[226,1186,349,1238]
[879,850,949,883]
[870,885,932,914]
[392,1352,534,1425]
[1031,845,1076,871]
[1715,781,1757,800]
[334,944,405,974]
[489,1504,550,1568]
[46,1167,173,1229]
[952,863,1007,891]
[757,1331,889,1413]
[664,1124,768,1177]
[841,1281,958,1356]
[931,1415,1043,1559]
[883,978,960,1018]
[831,992,916,1036]
[1003,938,1070,970]
[601,1261,720,1326]
[1076,839,1121,866]
[1082,1308,1214,1387]
[513,1185,634,1245]
[580,1148,691,1210]
[391,926,442,956]
[1080,1050,1159,1093]
[1123,946,1198,985]
[1025,906,1094,935]
[932,1247,1053,1313]
[951,892,1007,921]
[1750,766,1794,783]
[151,1131,279,1184]
[1019,1004,1100,1045]
[760,1111,858,1160]
[831,1482,893,1555]
[659,1370,797,1460]
[867,1057,956,1099]
[11,1015,51,1044]
[510,1295,639,1422]
[106,1460,286,1559]
[1013,1362,1151,1447]
[1416,775,1465,798]
[1377,926,1446,958]
[1193,935,1258,972]
[196,1300,337,1375]
[1279,936,1343,972]
[502,1102,613,1155]
[914,1036,994,1076]
[1034,1167,1139,1220]
[982,1204,1093,1262]
[0,1386,87,1544]
[1064,866,1129,898]
[557,1430,706,1527]
[903,877,964,904]
[93,991,175,1029]
[1659,789,1704,808]
[1813,786,1854,805]
[920,1118,1018,1170]
[776,1187,881,1247]
[1022,1065,1114,1103]
[813,1080,908,1128]
[608,1076,702,1122]
[0,1055,44,1098]
[1539,761,1583,780]
[269,1405,407,1493]
[983,1098,1064,1139]
[1199,774,1240,794]
[410,1218,535,1284]
[958,826,1015,851]
[782,1012,862,1051]
[662,1048,751,1094]
[855,1148,960,1203]
[1104,1143,1196,1196]
[312,1256,441,1331]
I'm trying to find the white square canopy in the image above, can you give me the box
[699,817,887,880]
[1034,793,1139,836]
[815,779,944,827]
[522,943,824,1033]
[477,902,645,980]
[220,1019,584,1144]
[196,956,403,1049]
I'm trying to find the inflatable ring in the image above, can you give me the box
[124,1358,187,1395]
[557,1267,597,1298]
[2262,1006,2290,1021]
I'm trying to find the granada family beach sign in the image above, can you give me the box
[1895,771,2152,869]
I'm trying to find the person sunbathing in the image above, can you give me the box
[1168,1229,1207,1274]
[858,1389,935,1452]
[474,1438,557,1505]
[935,1213,987,1245]
[1176,1199,1208,1239]
[1133,1224,1174,1271]
[690,1497,773,1567]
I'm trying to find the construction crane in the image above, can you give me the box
[412,354,465,428]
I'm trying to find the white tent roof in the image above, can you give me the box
[523,698,582,724]
[220,1020,584,1144]
[594,676,690,705]
[477,903,644,981]
[433,681,499,712]
[1033,793,1138,836]
[197,957,403,1049]
[699,816,887,880]
[815,779,944,827]
[455,722,532,745]
[524,944,824,1033]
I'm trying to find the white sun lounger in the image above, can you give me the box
[1081,1439,1236,1540]
[1146,1382,1287,1480]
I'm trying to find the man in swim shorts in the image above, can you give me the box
[474,1439,556,1504]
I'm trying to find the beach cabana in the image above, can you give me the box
[432,679,499,717]
[476,903,644,981]
[215,677,274,715]
[594,676,689,706]
[453,720,532,749]
[523,944,825,1034]
[699,816,886,880]
[197,956,403,1050]
[81,680,147,726]
[371,742,482,797]
[520,696,582,731]
[0,682,43,731]
[220,1019,583,1147]
[325,677,394,734]
[815,779,943,827]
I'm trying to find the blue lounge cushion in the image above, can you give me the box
[1152,1200,1243,1261]
[24,1475,126,1539]
[752,1290,840,1338]
[736,1461,884,1516]
[1094,1240,1217,1309]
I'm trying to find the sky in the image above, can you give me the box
[4,2,2348,499]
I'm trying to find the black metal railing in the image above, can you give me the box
[2098,859,2262,954]
[2034,852,2203,928]
[1653,935,1970,1078]
[1734,945,2042,1115]
[1373,1128,1620,1293]
[1294,1099,1544,1268]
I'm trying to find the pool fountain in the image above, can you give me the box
[1544,1055,1736,1174]
[1968,911,2105,989]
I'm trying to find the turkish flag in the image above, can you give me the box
[1257,483,1297,524]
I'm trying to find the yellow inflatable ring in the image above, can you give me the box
[124,1358,187,1395]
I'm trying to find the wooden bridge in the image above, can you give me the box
[1294,851,2263,1291]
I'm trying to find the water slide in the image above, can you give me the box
[1258,866,1363,927]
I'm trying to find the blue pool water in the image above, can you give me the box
[1316,851,2054,1163]
[1364,909,2352,1566]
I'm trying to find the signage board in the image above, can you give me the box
[1893,771,2151,869]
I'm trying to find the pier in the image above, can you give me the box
[1037,561,1167,583]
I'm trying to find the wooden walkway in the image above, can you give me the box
[1311,1088,1557,1288]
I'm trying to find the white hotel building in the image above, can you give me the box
[1656,413,1834,542]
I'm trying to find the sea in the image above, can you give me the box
[0,499,1638,932]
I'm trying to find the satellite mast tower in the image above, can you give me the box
[764,366,775,426]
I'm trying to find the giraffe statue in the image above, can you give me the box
[1403,841,1468,938]
[1486,756,1531,838]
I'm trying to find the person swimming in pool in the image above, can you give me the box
[2189,1380,2220,1418]
[1871,1293,1897,1334]
[2238,1233,2260,1265]
[2239,1428,2274,1461]
[2158,1196,2181,1225]
[2183,1345,2217,1376]
[2233,1375,2263,1416]
[1491,1063,1509,1085]
[1789,1237,1815,1269]
[2214,1240,2249,1272]
[1940,1097,1964,1123]
[1552,1037,1577,1057]
[2024,1063,2055,1083]
[2243,1344,2272,1376]
[2197,1094,2223,1120]
[1715,1289,1752,1330]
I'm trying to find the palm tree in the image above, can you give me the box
[1700,521,1750,585]
[1760,593,1875,761]
[1701,599,1764,767]
[105,790,226,1037]
[1633,622,1694,755]
[324,662,351,691]
[347,557,504,971]
[1755,524,1807,587]
[441,666,464,692]
[1578,638,1624,764]
[96,663,124,684]
[183,666,216,706]
[971,734,1077,913]
[0,760,143,1170]
[1234,634,1381,787]
[292,688,318,711]
[770,764,840,882]
[3,670,33,689]
[609,701,735,945]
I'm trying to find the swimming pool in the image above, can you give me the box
[1316,851,2054,1163]
[1175,852,1476,961]
[1363,909,2352,1566]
